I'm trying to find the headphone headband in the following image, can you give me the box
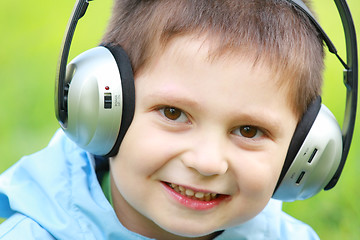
[55,0,91,127]
[323,0,358,189]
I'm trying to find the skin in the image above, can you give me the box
[110,35,298,240]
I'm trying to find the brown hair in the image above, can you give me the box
[102,0,324,118]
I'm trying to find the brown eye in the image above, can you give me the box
[163,107,182,120]
[239,126,259,138]
[159,106,189,123]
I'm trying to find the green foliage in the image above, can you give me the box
[0,0,359,238]
[0,0,112,173]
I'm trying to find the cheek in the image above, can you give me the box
[113,118,178,177]
[232,150,286,198]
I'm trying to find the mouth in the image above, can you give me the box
[165,182,219,201]
[162,181,230,210]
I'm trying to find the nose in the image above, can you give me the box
[181,135,229,176]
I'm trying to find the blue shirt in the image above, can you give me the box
[0,130,319,239]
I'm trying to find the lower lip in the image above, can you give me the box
[161,182,230,211]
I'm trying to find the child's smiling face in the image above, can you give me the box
[110,35,298,239]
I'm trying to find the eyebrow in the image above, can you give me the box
[145,89,201,110]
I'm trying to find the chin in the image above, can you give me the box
[157,220,223,238]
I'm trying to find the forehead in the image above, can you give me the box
[141,34,296,110]
[136,35,297,129]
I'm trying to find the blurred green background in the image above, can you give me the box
[0,0,359,238]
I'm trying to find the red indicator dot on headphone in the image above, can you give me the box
[105,86,110,90]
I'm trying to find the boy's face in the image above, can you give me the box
[110,36,298,239]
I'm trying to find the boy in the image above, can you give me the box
[0,0,335,239]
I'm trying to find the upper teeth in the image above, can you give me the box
[168,183,218,201]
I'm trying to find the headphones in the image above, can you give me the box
[55,0,357,202]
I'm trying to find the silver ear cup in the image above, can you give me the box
[64,46,123,155]
[273,105,342,201]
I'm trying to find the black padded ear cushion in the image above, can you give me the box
[274,96,322,192]
[102,44,135,157]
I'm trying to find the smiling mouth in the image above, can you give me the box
[165,182,220,201]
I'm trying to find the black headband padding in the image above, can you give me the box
[102,44,135,157]
[274,96,322,192]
